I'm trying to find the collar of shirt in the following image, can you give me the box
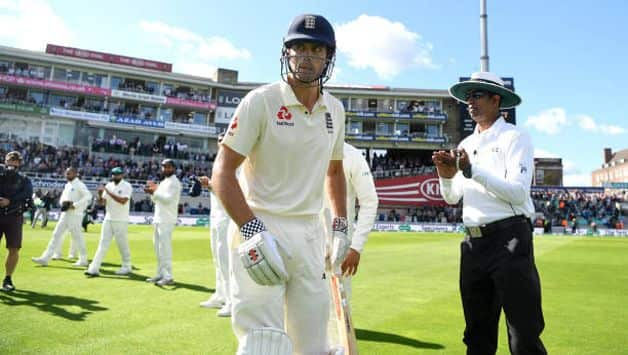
[472,116,506,139]
[279,80,329,112]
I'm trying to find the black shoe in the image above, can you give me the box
[84,271,99,277]
[2,277,15,292]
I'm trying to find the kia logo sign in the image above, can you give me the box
[419,178,443,201]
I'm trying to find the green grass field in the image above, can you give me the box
[1,223,628,354]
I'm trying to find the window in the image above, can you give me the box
[84,98,104,112]
[376,122,392,135]
[426,124,439,137]
[192,112,207,125]
[66,70,80,83]
[340,98,349,110]
[162,83,174,96]
[349,121,362,134]
[27,90,46,105]
[53,68,67,81]
[0,60,11,73]
[139,105,157,119]
[49,94,78,108]
[160,108,173,121]
[350,98,368,111]
[367,99,378,112]
[110,76,123,90]
[377,98,394,112]
[396,122,409,136]
[146,81,159,94]
[82,72,106,87]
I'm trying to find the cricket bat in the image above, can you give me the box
[329,274,358,355]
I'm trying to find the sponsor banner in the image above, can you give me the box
[602,182,628,189]
[165,97,216,110]
[346,110,447,120]
[374,136,410,142]
[216,90,246,108]
[410,136,446,143]
[0,74,110,96]
[346,111,377,118]
[215,106,235,124]
[0,102,49,115]
[110,115,165,128]
[164,121,216,134]
[530,186,604,193]
[46,44,173,72]
[50,107,109,122]
[128,215,207,226]
[346,134,374,141]
[375,174,446,206]
[372,222,462,233]
[111,90,167,104]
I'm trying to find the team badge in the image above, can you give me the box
[325,113,333,133]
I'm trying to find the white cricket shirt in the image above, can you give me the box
[339,143,379,253]
[222,80,345,217]
[210,191,228,224]
[439,117,535,226]
[59,178,92,216]
[103,179,133,222]
[151,174,182,224]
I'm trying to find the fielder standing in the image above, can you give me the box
[32,167,92,267]
[85,167,133,277]
[324,142,378,299]
[199,135,233,317]
[144,159,181,286]
[212,14,349,355]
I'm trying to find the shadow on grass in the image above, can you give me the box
[356,328,444,350]
[0,289,108,321]
[83,270,215,293]
[154,280,214,293]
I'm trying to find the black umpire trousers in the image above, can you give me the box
[460,216,547,355]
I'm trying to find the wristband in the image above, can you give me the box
[332,216,348,233]
[240,217,266,240]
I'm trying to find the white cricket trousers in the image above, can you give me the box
[153,223,175,280]
[229,211,330,355]
[88,220,131,272]
[40,212,86,263]
[211,218,231,303]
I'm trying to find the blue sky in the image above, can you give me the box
[1,0,627,186]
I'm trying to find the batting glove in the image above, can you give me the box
[238,217,289,286]
[330,216,350,275]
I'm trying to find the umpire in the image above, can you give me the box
[433,72,546,354]
[0,151,33,291]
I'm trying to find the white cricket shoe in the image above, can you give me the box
[200,294,225,309]
[31,257,48,266]
[146,276,162,283]
[217,303,232,317]
[156,278,175,286]
[72,260,88,267]
[115,268,132,275]
[51,254,62,260]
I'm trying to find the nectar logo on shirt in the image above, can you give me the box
[276,106,294,126]
[227,116,238,136]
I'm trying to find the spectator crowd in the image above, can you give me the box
[1,138,625,228]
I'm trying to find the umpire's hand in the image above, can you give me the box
[432,150,457,178]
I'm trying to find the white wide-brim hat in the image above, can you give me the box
[449,71,522,109]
